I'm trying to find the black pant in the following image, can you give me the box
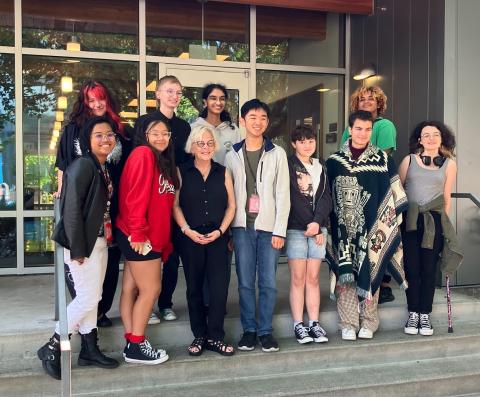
[98,245,121,315]
[401,211,443,314]
[157,251,179,310]
[64,245,121,316]
[180,231,229,340]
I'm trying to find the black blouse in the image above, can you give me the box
[178,159,227,230]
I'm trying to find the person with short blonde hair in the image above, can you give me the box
[185,125,220,153]
[174,126,236,357]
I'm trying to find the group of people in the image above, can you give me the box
[37,79,462,381]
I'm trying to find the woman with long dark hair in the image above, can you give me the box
[55,79,133,327]
[190,83,242,165]
[38,116,120,380]
[116,116,178,364]
[398,121,461,336]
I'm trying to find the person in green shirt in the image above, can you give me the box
[341,85,397,303]
[340,85,396,154]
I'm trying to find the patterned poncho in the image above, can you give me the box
[326,142,408,300]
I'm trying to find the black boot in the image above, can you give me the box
[37,333,61,380]
[78,329,119,368]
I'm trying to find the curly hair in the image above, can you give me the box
[349,85,387,115]
[409,120,456,158]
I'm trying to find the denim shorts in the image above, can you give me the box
[285,228,327,260]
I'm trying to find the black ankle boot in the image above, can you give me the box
[78,329,119,369]
[37,333,61,380]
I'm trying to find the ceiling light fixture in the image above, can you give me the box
[61,76,73,93]
[58,96,68,110]
[353,63,376,80]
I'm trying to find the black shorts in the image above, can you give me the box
[115,228,162,261]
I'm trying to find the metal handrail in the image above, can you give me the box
[54,199,72,396]
[451,192,480,208]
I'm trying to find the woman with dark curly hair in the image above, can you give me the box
[38,116,120,380]
[398,120,461,336]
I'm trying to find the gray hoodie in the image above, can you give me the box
[190,117,243,165]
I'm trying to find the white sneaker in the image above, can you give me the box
[148,312,161,325]
[160,308,177,321]
[341,328,357,341]
[358,327,373,339]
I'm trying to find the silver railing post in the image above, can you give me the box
[54,199,72,397]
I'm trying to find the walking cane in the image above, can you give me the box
[446,275,453,333]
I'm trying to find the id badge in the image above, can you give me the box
[248,194,260,214]
[103,219,113,245]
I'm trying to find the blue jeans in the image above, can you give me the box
[232,227,280,336]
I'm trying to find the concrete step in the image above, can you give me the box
[0,294,478,365]
[1,324,479,396]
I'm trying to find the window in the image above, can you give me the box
[22,0,139,54]
[0,0,14,46]
[146,0,249,62]
[0,54,15,210]
[22,56,138,210]
[257,71,344,158]
[257,8,345,68]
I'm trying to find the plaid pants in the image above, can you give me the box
[336,285,380,332]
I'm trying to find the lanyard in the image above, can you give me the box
[243,143,263,193]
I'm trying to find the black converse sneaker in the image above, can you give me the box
[124,339,169,365]
[294,323,313,344]
[419,313,434,336]
[308,322,328,343]
[404,312,419,335]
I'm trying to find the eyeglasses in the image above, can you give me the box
[195,140,215,148]
[93,132,116,141]
[161,89,183,98]
[421,132,441,140]
[147,131,172,139]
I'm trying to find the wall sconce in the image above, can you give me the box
[49,142,56,150]
[54,121,62,131]
[51,135,58,143]
[55,111,64,122]
[61,76,73,93]
[353,63,377,80]
[58,96,68,110]
[53,129,60,138]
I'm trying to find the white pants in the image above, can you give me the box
[55,237,108,335]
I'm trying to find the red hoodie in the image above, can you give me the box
[116,146,175,261]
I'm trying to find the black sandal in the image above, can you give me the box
[206,339,235,356]
[188,337,206,356]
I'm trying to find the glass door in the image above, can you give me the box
[162,65,250,130]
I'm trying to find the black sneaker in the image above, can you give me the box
[404,311,419,335]
[419,313,434,336]
[378,286,395,304]
[259,334,279,352]
[308,322,329,343]
[238,331,257,351]
[37,335,61,380]
[124,339,169,365]
[97,313,113,328]
[294,323,313,344]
